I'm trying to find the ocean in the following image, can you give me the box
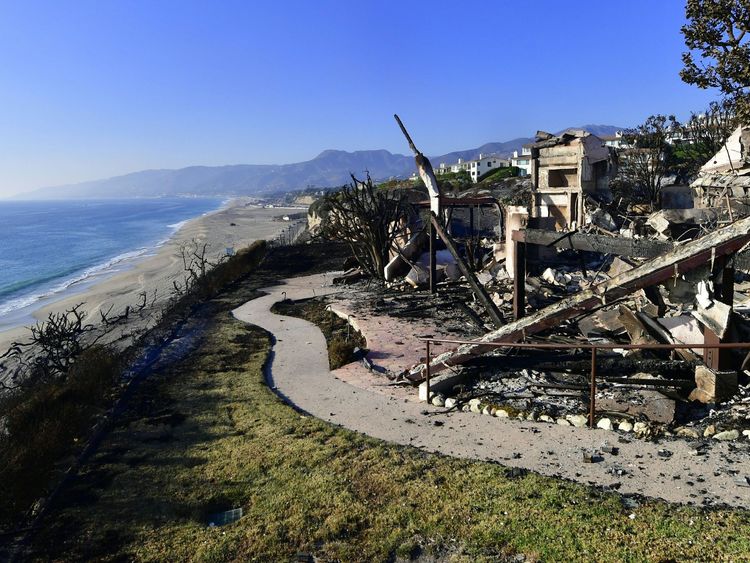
[0,198,224,329]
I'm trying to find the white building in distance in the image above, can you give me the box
[511,145,533,176]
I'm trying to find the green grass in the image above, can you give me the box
[25,244,750,562]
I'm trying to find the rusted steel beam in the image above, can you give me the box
[512,228,673,258]
[428,219,436,294]
[422,216,750,378]
[430,213,505,329]
[513,240,526,320]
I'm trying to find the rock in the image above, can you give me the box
[618,421,633,432]
[462,405,470,413]
[541,267,558,285]
[566,414,589,428]
[469,398,482,414]
[713,429,739,441]
[468,398,481,407]
[633,422,649,436]
[675,427,700,439]
[556,418,571,426]
[444,397,457,409]
[495,409,509,418]
[596,418,613,431]
[431,394,445,407]
[539,414,554,423]
[704,424,716,437]
[689,365,738,404]
[482,406,492,415]
[743,429,750,439]
[525,412,536,421]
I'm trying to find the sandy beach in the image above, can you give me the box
[0,200,304,354]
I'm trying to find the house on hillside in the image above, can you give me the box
[528,129,616,231]
[510,145,533,176]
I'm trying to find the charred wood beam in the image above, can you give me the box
[473,355,692,376]
[423,215,750,378]
[430,213,505,329]
[512,229,673,258]
[514,228,750,270]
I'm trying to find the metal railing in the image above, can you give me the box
[421,338,750,427]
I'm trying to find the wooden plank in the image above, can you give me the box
[430,213,505,329]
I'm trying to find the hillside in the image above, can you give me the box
[18,125,623,199]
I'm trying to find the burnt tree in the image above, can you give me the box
[318,174,411,280]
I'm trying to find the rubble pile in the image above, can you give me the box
[348,119,750,446]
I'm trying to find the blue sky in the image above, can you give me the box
[0,0,720,196]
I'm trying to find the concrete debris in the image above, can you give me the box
[596,418,613,431]
[618,420,634,433]
[688,365,738,404]
[712,429,739,441]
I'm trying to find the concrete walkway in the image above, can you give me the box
[233,273,750,509]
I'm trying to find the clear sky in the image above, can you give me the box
[0,0,721,197]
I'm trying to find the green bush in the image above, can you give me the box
[328,335,357,370]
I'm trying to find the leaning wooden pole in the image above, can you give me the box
[394,114,441,218]
[430,213,504,329]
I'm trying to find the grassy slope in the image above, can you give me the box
[27,244,750,562]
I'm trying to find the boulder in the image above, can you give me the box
[675,427,700,439]
[495,409,509,418]
[689,366,738,404]
[713,429,739,441]
[596,418,613,431]
[566,414,589,428]
[618,420,633,432]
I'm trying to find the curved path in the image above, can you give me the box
[233,273,750,509]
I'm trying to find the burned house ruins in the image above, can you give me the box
[316,117,750,441]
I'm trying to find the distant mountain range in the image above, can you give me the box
[18,125,623,199]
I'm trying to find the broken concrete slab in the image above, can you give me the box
[658,315,703,356]
[597,389,676,424]
[692,300,732,339]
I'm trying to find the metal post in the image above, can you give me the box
[425,340,431,402]
[589,347,597,428]
[428,219,436,294]
[513,240,526,320]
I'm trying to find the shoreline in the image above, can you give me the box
[0,199,305,354]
